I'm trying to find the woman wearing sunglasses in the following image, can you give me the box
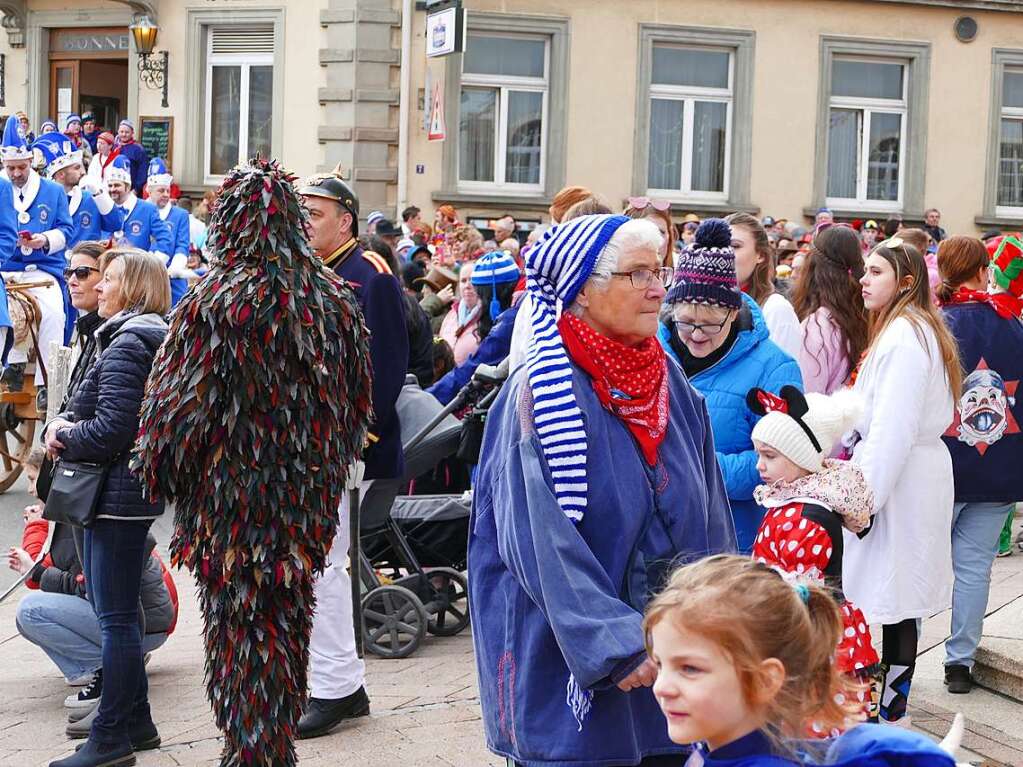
[658,219,802,552]
[624,197,676,268]
[842,236,960,725]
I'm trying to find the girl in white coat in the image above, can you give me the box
[843,236,961,725]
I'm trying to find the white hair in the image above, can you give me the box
[566,218,665,315]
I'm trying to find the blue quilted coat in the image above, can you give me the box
[659,293,802,551]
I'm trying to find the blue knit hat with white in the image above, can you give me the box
[470,249,520,320]
[524,213,630,523]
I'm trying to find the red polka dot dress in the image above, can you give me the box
[752,502,879,676]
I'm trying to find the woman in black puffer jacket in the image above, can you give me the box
[45,249,169,767]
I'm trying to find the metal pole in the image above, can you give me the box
[348,477,364,658]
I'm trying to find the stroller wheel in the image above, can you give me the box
[424,568,471,637]
[362,585,428,659]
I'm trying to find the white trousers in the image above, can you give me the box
[308,485,366,700]
[3,271,65,386]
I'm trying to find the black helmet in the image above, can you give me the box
[298,170,359,231]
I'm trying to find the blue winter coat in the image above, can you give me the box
[470,358,736,766]
[158,204,190,306]
[659,294,803,552]
[117,141,149,194]
[0,178,17,260]
[428,302,519,405]
[118,196,173,257]
[57,311,168,521]
[941,301,1023,502]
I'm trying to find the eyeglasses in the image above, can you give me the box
[606,266,674,290]
[627,196,671,212]
[673,314,733,337]
[63,266,100,280]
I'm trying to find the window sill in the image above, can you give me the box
[660,200,759,216]
[431,190,553,211]
[802,205,924,222]
[975,213,1023,229]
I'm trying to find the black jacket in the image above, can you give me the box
[58,311,168,521]
[404,293,434,388]
[65,310,104,408]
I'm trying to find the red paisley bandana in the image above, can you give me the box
[558,312,669,465]
[941,287,1023,320]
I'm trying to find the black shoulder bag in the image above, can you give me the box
[43,458,113,528]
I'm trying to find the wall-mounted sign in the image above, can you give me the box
[139,115,173,169]
[51,30,130,54]
[426,5,465,58]
[427,80,446,142]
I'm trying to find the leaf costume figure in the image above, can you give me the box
[132,158,373,766]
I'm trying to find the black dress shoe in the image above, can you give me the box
[69,709,160,751]
[297,687,370,739]
[50,738,135,767]
[944,663,973,694]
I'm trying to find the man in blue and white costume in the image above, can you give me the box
[33,131,122,248]
[104,155,172,260]
[147,158,194,306]
[0,115,73,387]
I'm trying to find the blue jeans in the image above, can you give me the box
[945,501,1014,668]
[82,518,154,746]
[16,591,167,681]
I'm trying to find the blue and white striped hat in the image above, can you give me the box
[523,214,630,523]
[470,249,520,319]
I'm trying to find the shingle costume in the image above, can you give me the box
[133,159,373,766]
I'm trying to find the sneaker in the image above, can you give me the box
[944,663,973,694]
[64,670,102,709]
[66,673,94,687]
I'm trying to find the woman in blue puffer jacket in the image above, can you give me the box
[659,220,802,551]
[44,248,169,767]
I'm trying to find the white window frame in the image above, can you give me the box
[996,67,1023,218]
[825,55,908,212]
[457,33,549,195]
[646,45,733,203]
[203,37,274,184]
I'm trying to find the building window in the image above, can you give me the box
[998,67,1023,212]
[826,58,906,208]
[647,45,732,199]
[811,37,930,218]
[458,33,548,192]
[204,25,274,180]
[633,25,755,212]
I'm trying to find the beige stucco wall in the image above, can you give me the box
[405,0,1023,235]
[1,0,326,185]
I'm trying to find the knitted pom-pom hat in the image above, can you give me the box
[666,218,742,309]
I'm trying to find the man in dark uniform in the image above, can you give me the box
[296,169,409,738]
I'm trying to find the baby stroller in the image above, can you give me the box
[355,362,507,659]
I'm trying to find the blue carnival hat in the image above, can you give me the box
[33,131,82,178]
[524,213,630,523]
[665,218,742,309]
[147,157,173,186]
[65,113,82,130]
[1,115,32,161]
[107,154,133,185]
[470,250,520,320]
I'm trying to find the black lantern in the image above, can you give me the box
[130,15,168,107]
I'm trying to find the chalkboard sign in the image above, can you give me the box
[139,115,173,168]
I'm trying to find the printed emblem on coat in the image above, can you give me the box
[80,212,92,228]
[38,205,49,224]
[129,221,143,236]
[945,358,1020,454]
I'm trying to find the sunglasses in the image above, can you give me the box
[627,196,671,212]
[63,266,100,280]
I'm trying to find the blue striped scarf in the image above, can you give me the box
[524,214,630,523]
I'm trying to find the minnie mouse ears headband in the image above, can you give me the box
[746,385,822,453]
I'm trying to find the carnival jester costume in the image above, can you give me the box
[132,159,373,766]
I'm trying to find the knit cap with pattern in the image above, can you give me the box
[751,387,863,472]
[666,218,742,309]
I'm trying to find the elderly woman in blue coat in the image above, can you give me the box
[658,219,803,552]
[470,215,736,767]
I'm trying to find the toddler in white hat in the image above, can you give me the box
[746,384,881,725]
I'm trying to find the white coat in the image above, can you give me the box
[842,315,955,625]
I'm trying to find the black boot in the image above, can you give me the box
[944,663,973,694]
[297,686,370,739]
[49,738,135,767]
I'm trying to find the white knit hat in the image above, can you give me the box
[748,386,862,472]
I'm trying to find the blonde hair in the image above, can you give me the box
[644,555,861,743]
[867,240,962,396]
[99,248,171,316]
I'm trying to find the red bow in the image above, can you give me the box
[757,390,788,414]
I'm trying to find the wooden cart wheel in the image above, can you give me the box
[0,411,35,492]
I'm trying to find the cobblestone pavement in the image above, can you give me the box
[2,512,1022,766]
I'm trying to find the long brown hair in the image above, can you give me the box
[792,225,868,381]
[936,236,989,304]
[725,212,774,306]
[644,555,862,745]
[867,241,962,396]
